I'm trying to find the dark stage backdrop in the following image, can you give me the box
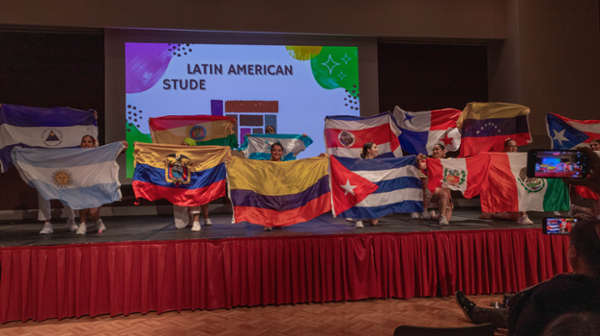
[0,31,105,211]
[378,42,488,113]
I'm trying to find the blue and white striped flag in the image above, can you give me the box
[0,104,98,172]
[12,142,125,210]
[330,155,423,219]
[239,134,313,161]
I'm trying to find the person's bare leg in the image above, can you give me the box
[370,218,379,226]
[191,213,200,223]
[88,207,101,222]
[492,212,521,221]
[201,204,209,219]
[79,208,90,224]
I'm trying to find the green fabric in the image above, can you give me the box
[195,133,238,149]
[543,179,570,211]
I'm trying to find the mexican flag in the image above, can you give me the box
[480,152,570,212]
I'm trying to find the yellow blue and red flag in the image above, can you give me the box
[226,156,331,227]
[132,143,231,206]
[148,115,238,149]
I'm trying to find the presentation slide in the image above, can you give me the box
[124,43,360,177]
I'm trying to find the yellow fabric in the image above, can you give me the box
[226,156,329,196]
[457,102,530,128]
[134,143,231,171]
[151,119,236,144]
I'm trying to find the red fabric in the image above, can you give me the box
[480,153,520,213]
[575,185,599,200]
[132,179,226,207]
[460,133,530,157]
[148,115,236,131]
[324,124,397,149]
[0,229,570,323]
[329,156,379,216]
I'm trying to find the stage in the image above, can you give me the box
[0,209,571,324]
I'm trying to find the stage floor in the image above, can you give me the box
[0,208,556,248]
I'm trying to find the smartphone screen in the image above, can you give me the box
[543,217,577,234]
[527,150,588,178]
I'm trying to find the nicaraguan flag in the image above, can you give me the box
[546,113,600,149]
[0,104,98,173]
[239,134,313,161]
[330,155,423,219]
[12,142,125,210]
[393,106,462,155]
[324,112,402,158]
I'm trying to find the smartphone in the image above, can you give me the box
[543,217,577,234]
[527,149,589,178]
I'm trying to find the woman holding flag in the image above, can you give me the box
[352,142,380,228]
[417,143,452,225]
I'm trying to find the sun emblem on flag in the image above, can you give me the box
[518,167,545,193]
[165,153,193,186]
[338,131,356,147]
[52,169,73,188]
[442,168,466,188]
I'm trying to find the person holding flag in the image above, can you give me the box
[352,142,381,228]
[418,144,452,225]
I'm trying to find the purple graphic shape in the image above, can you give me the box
[211,100,224,116]
[240,128,251,145]
[252,128,263,134]
[126,43,173,94]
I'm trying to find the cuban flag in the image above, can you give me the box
[546,113,600,149]
[324,112,402,158]
[330,155,423,219]
[239,134,313,161]
[12,142,125,210]
[0,104,98,173]
[393,106,462,155]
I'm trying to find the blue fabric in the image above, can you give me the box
[397,129,429,155]
[546,114,590,149]
[0,104,97,127]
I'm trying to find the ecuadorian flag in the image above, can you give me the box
[227,156,331,227]
[133,143,232,207]
[148,115,238,149]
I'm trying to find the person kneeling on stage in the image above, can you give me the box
[353,142,380,229]
[417,143,452,226]
[454,218,600,336]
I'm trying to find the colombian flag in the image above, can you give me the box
[227,156,331,227]
[132,143,232,206]
[457,103,531,157]
[148,115,238,149]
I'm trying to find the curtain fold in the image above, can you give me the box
[0,229,570,323]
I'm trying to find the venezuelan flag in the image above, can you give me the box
[149,115,238,149]
[457,102,531,157]
[227,156,331,227]
[133,143,231,206]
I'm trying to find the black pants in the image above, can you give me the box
[472,306,509,329]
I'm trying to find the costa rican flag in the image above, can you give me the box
[393,106,462,155]
[546,113,600,149]
[324,112,402,158]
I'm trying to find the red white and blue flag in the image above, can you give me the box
[393,106,462,155]
[546,113,600,149]
[324,112,402,158]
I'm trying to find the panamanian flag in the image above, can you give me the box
[0,104,98,173]
[393,106,462,155]
[329,155,423,219]
[324,112,402,158]
[546,113,600,149]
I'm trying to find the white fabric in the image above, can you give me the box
[37,190,75,222]
[0,124,97,149]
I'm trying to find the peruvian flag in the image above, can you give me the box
[393,106,462,155]
[426,154,491,198]
[324,112,402,158]
[329,156,379,216]
[546,113,600,149]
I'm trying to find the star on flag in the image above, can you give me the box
[329,156,379,216]
[440,133,454,146]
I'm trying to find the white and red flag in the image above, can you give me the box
[425,154,491,199]
[393,106,462,154]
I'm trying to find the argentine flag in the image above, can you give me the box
[12,142,125,210]
[239,134,313,161]
[0,104,98,172]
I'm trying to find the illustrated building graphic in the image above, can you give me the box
[211,100,278,144]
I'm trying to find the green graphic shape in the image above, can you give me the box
[309,46,359,98]
[126,123,152,178]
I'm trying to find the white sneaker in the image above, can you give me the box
[96,219,106,232]
[66,219,78,232]
[76,223,87,235]
[568,204,576,217]
[355,220,364,228]
[421,211,432,220]
[191,222,201,231]
[518,215,533,225]
[553,211,562,216]
[439,215,449,226]
[39,222,53,234]
[410,212,420,219]
[204,218,213,226]
[346,218,354,222]
[263,226,273,231]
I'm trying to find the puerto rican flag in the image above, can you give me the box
[546,113,600,149]
[393,106,462,155]
[324,112,402,158]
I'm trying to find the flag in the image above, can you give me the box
[480,152,570,212]
[132,143,231,206]
[12,142,124,210]
[393,106,462,154]
[457,103,531,157]
[239,134,313,161]
[330,156,423,219]
[148,115,238,149]
[227,156,331,227]
[0,104,98,173]
[425,154,491,198]
[324,112,402,158]
[545,113,600,149]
